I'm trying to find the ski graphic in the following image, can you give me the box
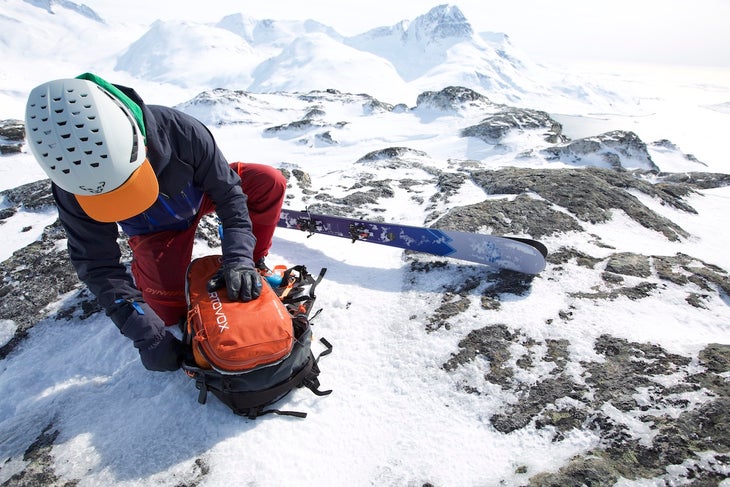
[277,209,547,274]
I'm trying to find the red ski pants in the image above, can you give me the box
[128,162,286,325]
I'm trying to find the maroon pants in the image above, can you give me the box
[128,162,286,325]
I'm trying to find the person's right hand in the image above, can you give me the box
[207,263,262,302]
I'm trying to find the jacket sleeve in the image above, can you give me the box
[52,184,143,311]
[166,110,257,268]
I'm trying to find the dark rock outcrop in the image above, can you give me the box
[461,108,566,144]
[542,130,659,172]
[0,119,25,155]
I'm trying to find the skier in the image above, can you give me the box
[24,73,286,372]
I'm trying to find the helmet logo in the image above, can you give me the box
[79,182,106,194]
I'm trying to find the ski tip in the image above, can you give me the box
[506,237,548,258]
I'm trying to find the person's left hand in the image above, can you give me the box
[207,263,262,302]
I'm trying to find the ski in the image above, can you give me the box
[277,209,547,275]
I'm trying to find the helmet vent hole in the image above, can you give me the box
[72,160,81,165]
[60,133,70,139]
[66,147,75,153]
[75,124,84,129]
[57,121,67,126]
[84,150,92,155]
[49,165,56,170]
[54,109,64,114]
[130,141,138,162]
[80,137,88,142]
[62,169,70,174]
[90,163,100,168]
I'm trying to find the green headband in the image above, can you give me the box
[76,72,146,140]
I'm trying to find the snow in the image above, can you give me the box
[1,1,730,486]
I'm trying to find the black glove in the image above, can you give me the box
[109,299,184,372]
[139,331,185,372]
[207,263,262,302]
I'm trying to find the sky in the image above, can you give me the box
[90,0,730,67]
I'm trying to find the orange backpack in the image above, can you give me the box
[181,255,331,418]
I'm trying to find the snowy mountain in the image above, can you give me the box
[0,0,623,111]
[115,20,260,89]
[1,0,730,486]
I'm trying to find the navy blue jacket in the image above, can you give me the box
[52,85,256,314]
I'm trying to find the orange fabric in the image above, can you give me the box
[75,159,159,222]
[186,255,293,372]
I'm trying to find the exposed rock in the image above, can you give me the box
[461,108,566,144]
[652,139,707,166]
[0,219,96,360]
[264,118,325,135]
[314,131,337,145]
[356,146,429,163]
[435,194,582,238]
[303,107,326,119]
[698,343,730,373]
[0,179,56,210]
[415,86,493,111]
[542,130,659,172]
[570,281,658,301]
[604,252,652,278]
[0,119,25,141]
[0,119,25,155]
[547,247,605,269]
[362,99,394,114]
[438,321,730,485]
[426,295,471,331]
[0,421,72,487]
[658,171,730,189]
[291,169,312,188]
[470,167,692,241]
[654,253,730,296]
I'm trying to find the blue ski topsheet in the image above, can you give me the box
[277,209,547,274]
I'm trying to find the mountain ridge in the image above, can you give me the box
[0,0,623,111]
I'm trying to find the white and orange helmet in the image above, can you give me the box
[25,74,158,222]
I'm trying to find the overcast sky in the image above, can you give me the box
[91,0,730,68]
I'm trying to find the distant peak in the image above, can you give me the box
[22,0,104,22]
[408,4,473,42]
